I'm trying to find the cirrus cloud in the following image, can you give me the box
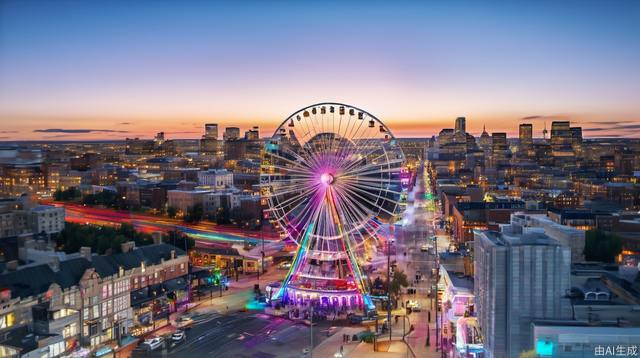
[33,128,129,134]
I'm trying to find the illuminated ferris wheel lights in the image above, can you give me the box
[320,172,334,185]
[261,102,406,308]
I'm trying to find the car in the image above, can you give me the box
[174,317,193,329]
[348,313,377,324]
[278,262,292,270]
[420,244,430,252]
[142,336,164,350]
[407,300,421,312]
[171,330,186,344]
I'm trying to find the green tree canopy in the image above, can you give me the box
[584,229,623,263]
[390,270,409,298]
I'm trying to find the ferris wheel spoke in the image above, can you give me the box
[339,118,376,161]
[338,184,400,218]
[262,177,313,187]
[346,181,403,196]
[342,148,395,173]
[262,163,315,177]
[342,157,402,177]
[343,165,401,178]
[331,197,372,248]
[265,187,306,200]
[332,186,376,237]
[265,151,312,172]
[269,189,315,214]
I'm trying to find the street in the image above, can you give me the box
[395,163,450,357]
[134,311,330,358]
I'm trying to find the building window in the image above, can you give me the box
[63,323,78,338]
[0,313,15,329]
[49,341,65,357]
[89,322,98,336]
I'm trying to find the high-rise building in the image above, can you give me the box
[204,123,218,139]
[519,123,533,149]
[455,116,466,134]
[474,230,571,358]
[223,127,241,141]
[550,121,573,157]
[201,124,221,154]
[478,125,492,153]
[245,126,259,140]
[490,132,508,166]
[570,126,583,156]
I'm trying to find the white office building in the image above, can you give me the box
[29,205,65,236]
[167,189,212,214]
[474,230,571,358]
[500,212,585,263]
[197,169,233,190]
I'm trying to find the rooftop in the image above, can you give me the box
[0,244,185,299]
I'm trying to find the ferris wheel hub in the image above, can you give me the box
[320,172,334,185]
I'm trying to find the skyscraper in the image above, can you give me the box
[490,132,508,166]
[201,123,221,154]
[455,116,466,134]
[204,123,218,139]
[550,121,573,157]
[223,127,241,141]
[245,126,260,140]
[474,230,571,358]
[570,126,583,156]
[518,123,533,153]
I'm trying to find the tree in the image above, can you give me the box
[215,207,230,225]
[390,270,409,298]
[184,204,204,223]
[167,230,195,251]
[54,187,81,201]
[584,229,623,263]
[57,222,155,254]
[82,190,118,207]
[167,206,177,219]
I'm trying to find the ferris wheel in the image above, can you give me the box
[261,103,405,308]
[262,103,405,247]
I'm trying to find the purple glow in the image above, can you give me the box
[320,172,334,185]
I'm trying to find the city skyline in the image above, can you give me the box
[1,1,639,140]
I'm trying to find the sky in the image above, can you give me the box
[0,0,639,140]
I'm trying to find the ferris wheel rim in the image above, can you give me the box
[271,101,403,146]
[262,102,406,246]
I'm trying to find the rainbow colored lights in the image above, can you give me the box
[262,103,405,312]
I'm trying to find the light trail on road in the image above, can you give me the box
[56,203,280,245]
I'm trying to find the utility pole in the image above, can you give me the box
[387,238,392,342]
[184,234,192,312]
[434,234,439,352]
[309,305,314,358]
[261,220,265,275]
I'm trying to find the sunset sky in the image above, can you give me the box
[1,1,639,140]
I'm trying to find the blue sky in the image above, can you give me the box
[0,0,639,139]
